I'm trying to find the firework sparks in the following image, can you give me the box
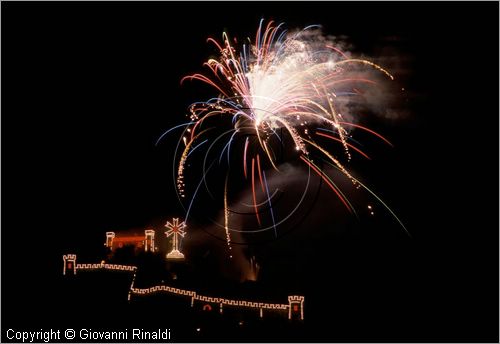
[160,19,408,241]
[224,174,233,257]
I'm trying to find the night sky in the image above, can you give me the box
[2,2,499,342]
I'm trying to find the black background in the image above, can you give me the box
[2,2,499,342]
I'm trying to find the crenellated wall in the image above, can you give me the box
[63,254,304,320]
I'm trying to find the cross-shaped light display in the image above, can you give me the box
[165,218,186,259]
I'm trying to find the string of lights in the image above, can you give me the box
[63,254,304,320]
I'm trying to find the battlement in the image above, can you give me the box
[76,263,137,272]
[288,295,304,302]
[131,286,290,311]
[288,295,304,320]
[63,254,304,320]
[63,254,77,275]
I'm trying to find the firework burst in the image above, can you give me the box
[159,19,409,245]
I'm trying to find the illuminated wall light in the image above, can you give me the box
[105,232,115,249]
[106,230,157,252]
[132,285,294,312]
[62,255,305,319]
[144,229,155,252]
[63,254,77,275]
[288,295,305,320]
